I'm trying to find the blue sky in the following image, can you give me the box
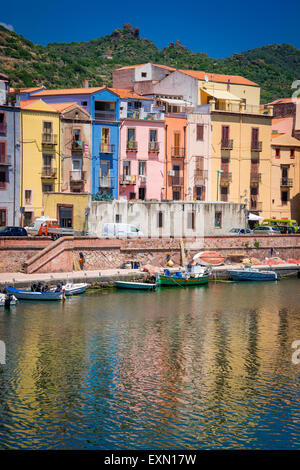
[1,0,300,58]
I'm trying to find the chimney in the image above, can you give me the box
[83,78,89,88]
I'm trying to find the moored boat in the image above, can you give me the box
[115,281,156,290]
[157,269,210,287]
[0,293,18,307]
[227,266,280,281]
[51,283,89,296]
[193,251,225,266]
[5,286,63,300]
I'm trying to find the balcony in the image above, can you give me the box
[171,176,184,186]
[126,141,138,152]
[148,141,160,153]
[250,201,262,211]
[70,170,86,182]
[99,176,115,188]
[42,133,58,145]
[220,172,232,183]
[281,177,293,187]
[171,147,185,158]
[221,139,233,150]
[251,141,262,152]
[72,140,84,152]
[250,172,262,183]
[41,166,57,178]
[209,100,273,117]
[0,122,7,134]
[94,111,116,121]
[0,154,12,166]
[100,142,115,153]
[194,169,208,185]
[120,175,136,185]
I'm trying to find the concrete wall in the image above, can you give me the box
[153,71,198,106]
[87,200,247,237]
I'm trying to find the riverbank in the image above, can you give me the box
[0,263,299,289]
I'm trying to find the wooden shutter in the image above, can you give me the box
[197,125,204,141]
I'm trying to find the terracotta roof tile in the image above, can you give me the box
[108,88,151,99]
[271,133,300,146]
[177,69,259,86]
[33,86,106,97]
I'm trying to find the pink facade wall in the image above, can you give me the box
[119,119,165,200]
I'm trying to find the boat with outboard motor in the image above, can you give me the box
[5,286,63,301]
[227,266,280,281]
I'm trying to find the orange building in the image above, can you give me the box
[164,116,187,200]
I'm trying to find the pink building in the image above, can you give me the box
[119,119,165,200]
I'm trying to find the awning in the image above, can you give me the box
[202,88,241,101]
[248,213,264,221]
[159,98,192,106]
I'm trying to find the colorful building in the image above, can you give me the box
[20,99,60,225]
[164,116,187,200]
[0,73,21,226]
[270,133,300,222]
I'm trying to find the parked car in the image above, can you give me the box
[228,228,253,235]
[253,226,281,235]
[277,225,296,234]
[0,226,28,236]
[102,223,144,237]
[25,216,58,236]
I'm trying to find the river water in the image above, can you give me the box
[0,279,300,450]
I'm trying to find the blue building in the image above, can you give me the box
[0,73,21,226]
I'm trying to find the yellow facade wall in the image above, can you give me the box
[198,80,261,106]
[43,192,89,233]
[209,112,273,217]
[21,104,60,221]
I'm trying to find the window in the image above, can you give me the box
[215,211,222,228]
[58,205,73,228]
[42,183,53,192]
[141,72,147,78]
[129,192,135,200]
[123,161,131,176]
[275,148,280,158]
[81,101,88,107]
[128,128,135,141]
[222,125,230,144]
[150,129,157,142]
[72,158,82,171]
[43,121,52,137]
[290,149,295,158]
[195,186,204,201]
[24,190,32,205]
[0,112,6,134]
[24,212,33,226]
[115,214,122,223]
[220,186,228,202]
[187,211,196,230]
[138,161,146,176]
[0,142,6,163]
[281,191,288,206]
[0,170,7,190]
[173,190,180,200]
[251,127,259,144]
[158,211,163,228]
[0,209,7,226]
[73,129,81,141]
[43,153,53,168]
[196,124,204,141]
[138,187,146,200]
[101,128,110,149]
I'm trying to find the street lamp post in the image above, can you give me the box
[216,170,223,201]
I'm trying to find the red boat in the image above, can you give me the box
[193,251,225,266]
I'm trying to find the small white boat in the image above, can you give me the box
[63,283,89,295]
[0,293,18,307]
[227,266,280,281]
[115,281,157,290]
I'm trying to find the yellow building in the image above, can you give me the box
[270,133,300,222]
[21,99,60,224]
[209,110,273,219]
[42,192,89,233]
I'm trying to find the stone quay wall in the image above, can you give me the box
[0,235,300,274]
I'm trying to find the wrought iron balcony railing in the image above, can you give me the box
[171,147,185,158]
[99,176,115,188]
[70,170,86,182]
[42,133,58,145]
[126,141,138,151]
[100,142,115,153]
[251,141,262,152]
[221,139,233,150]
[220,171,232,183]
[250,172,262,183]
[41,166,57,178]
[280,178,293,187]
[148,141,160,152]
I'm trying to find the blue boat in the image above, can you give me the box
[227,266,280,281]
[5,286,63,300]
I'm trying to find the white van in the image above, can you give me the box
[102,223,144,238]
[25,216,57,236]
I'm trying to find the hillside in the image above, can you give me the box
[0,24,299,102]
